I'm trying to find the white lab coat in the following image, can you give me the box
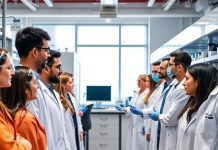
[149,79,178,150]
[27,80,55,150]
[176,110,197,150]
[64,108,77,150]
[193,85,218,150]
[39,81,71,150]
[159,78,189,150]
[68,93,85,150]
[125,89,148,150]
[145,82,165,150]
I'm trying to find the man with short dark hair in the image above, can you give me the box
[15,27,55,150]
[148,58,178,150]
[39,50,72,150]
[149,51,192,150]
[16,27,51,71]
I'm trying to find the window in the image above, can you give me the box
[77,47,119,104]
[121,25,147,45]
[78,26,119,45]
[34,24,148,104]
[121,47,146,99]
[77,25,147,104]
[35,25,75,52]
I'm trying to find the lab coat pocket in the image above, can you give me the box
[138,122,145,135]
[165,126,177,150]
[201,113,216,139]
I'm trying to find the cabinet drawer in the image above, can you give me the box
[91,114,119,125]
[89,139,118,150]
[89,129,119,139]
[92,123,119,130]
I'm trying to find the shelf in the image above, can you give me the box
[191,55,218,65]
[191,58,205,65]
[151,7,218,63]
[205,55,218,63]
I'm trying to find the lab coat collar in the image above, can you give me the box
[40,80,60,105]
[185,113,197,131]
[210,85,218,96]
[175,78,185,89]
[137,88,149,98]
[161,78,178,95]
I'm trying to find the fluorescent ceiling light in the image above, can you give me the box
[20,0,37,11]
[148,0,155,7]
[101,0,118,7]
[44,0,53,7]
[163,0,176,11]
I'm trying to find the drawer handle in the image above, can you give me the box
[99,132,108,136]
[99,117,108,121]
[99,143,108,147]
[99,124,108,128]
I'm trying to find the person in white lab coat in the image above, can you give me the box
[54,73,77,150]
[130,74,157,150]
[15,27,55,150]
[129,59,178,150]
[38,50,71,150]
[129,61,164,150]
[148,52,192,150]
[177,63,218,150]
[55,72,85,150]
[122,74,149,150]
[149,58,178,150]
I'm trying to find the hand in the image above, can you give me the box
[127,104,135,108]
[148,108,159,121]
[79,107,88,113]
[130,107,143,116]
[17,135,32,149]
[146,134,151,142]
[115,105,124,111]
[78,111,84,117]
[79,132,84,141]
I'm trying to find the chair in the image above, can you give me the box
[81,104,94,150]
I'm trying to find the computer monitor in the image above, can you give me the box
[86,85,111,101]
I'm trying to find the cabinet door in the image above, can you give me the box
[91,114,119,125]
[121,114,129,150]
[89,139,119,150]
[89,114,119,150]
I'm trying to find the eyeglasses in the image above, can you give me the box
[53,64,62,71]
[168,63,178,67]
[37,47,50,54]
[47,64,62,71]
[159,66,167,70]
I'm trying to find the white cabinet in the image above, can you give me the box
[121,114,129,150]
[89,113,119,150]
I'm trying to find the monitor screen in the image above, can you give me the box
[86,86,111,101]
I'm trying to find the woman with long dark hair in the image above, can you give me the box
[1,66,46,150]
[0,48,31,149]
[177,63,218,150]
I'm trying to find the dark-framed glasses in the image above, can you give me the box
[168,63,179,67]
[37,47,51,54]
[47,64,62,71]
